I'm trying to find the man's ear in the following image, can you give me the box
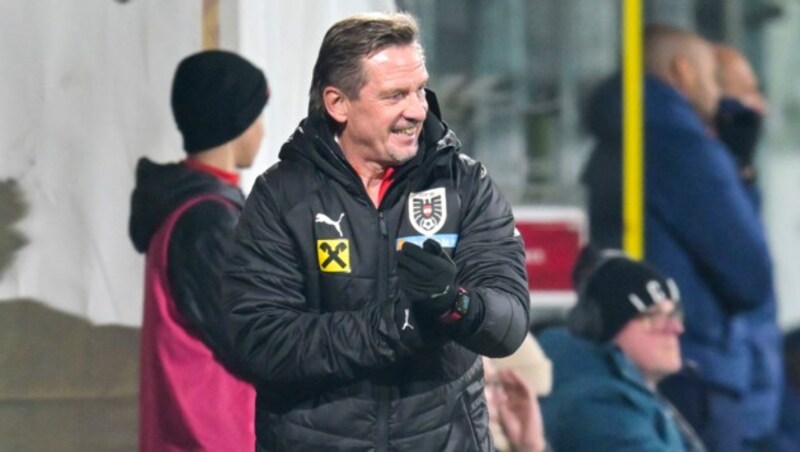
[323,86,348,124]
[671,54,697,96]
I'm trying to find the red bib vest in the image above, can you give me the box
[139,195,255,451]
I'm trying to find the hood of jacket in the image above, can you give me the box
[128,158,244,253]
[585,74,624,144]
[585,73,708,146]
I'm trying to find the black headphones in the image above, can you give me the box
[566,250,626,341]
[567,249,681,342]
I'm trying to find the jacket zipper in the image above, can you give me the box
[376,211,390,452]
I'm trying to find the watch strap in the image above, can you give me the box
[439,287,468,324]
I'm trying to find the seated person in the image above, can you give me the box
[538,250,705,451]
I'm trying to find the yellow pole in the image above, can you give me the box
[622,0,644,260]
[202,0,220,50]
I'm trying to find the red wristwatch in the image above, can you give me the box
[439,287,470,324]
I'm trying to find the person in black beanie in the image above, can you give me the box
[128,49,268,451]
[537,249,706,451]
[567,248,682,345]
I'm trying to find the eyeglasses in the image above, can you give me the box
[638,303,684,331]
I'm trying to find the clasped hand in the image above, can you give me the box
[397,239,457,317]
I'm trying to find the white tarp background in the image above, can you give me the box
[0,0,394,326]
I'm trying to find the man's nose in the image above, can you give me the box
[751,93,768,116]
[405,91,428,121]
[668,316,685,334]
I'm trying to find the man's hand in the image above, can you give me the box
[715,96,762,183]
[497,369,547,452]
[397,239,457,317]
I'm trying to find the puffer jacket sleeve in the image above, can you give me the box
[222,172,412,389]
[451,156,530,357]
[169,200,245,375]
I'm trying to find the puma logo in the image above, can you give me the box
[315,213,345,238]
[402,309,414,331]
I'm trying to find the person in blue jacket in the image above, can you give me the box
[582,24,779,451]
[539,250,704,451]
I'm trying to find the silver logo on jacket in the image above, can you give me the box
[315,213,345,238]
[408,188,447,235]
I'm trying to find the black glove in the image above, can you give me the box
[397,239,457,317]
[715,97,763,171]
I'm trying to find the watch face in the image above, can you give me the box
[455,293,470,315]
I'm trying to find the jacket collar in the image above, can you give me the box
[605,344,654,393]
[276,89,460,206]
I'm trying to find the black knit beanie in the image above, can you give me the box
[171,50,269,153]
[567,252,680,342]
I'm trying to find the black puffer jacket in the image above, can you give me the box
[223,95,530,451]
[129,158,245,373]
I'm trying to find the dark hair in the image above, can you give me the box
[308,12,422,119]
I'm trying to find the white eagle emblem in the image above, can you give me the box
[408,188,447,235]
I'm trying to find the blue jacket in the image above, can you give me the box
[582,75,782,436]
[539,328,687,451]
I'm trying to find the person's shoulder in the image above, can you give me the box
[175,195,239,231]
[261,158,315,183]
[647,104,708,145]
[452,151,483,172]
[647,118,739,185]
[645,80,709,137]
[449,151,491,190]
[539,332,636,399]
[250,159,321,213]
[538,327,588,357]
[167,196,238,257]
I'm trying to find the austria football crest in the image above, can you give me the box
[408,187,447,235]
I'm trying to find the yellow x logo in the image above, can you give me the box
[317,239,350,273]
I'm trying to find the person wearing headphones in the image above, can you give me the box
[538,248,705,451]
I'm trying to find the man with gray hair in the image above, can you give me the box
[222,12,529,450]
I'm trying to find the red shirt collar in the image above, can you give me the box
[378,167,395,205]
[182,158,240,187]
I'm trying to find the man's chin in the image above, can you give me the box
[389,147,418,165]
